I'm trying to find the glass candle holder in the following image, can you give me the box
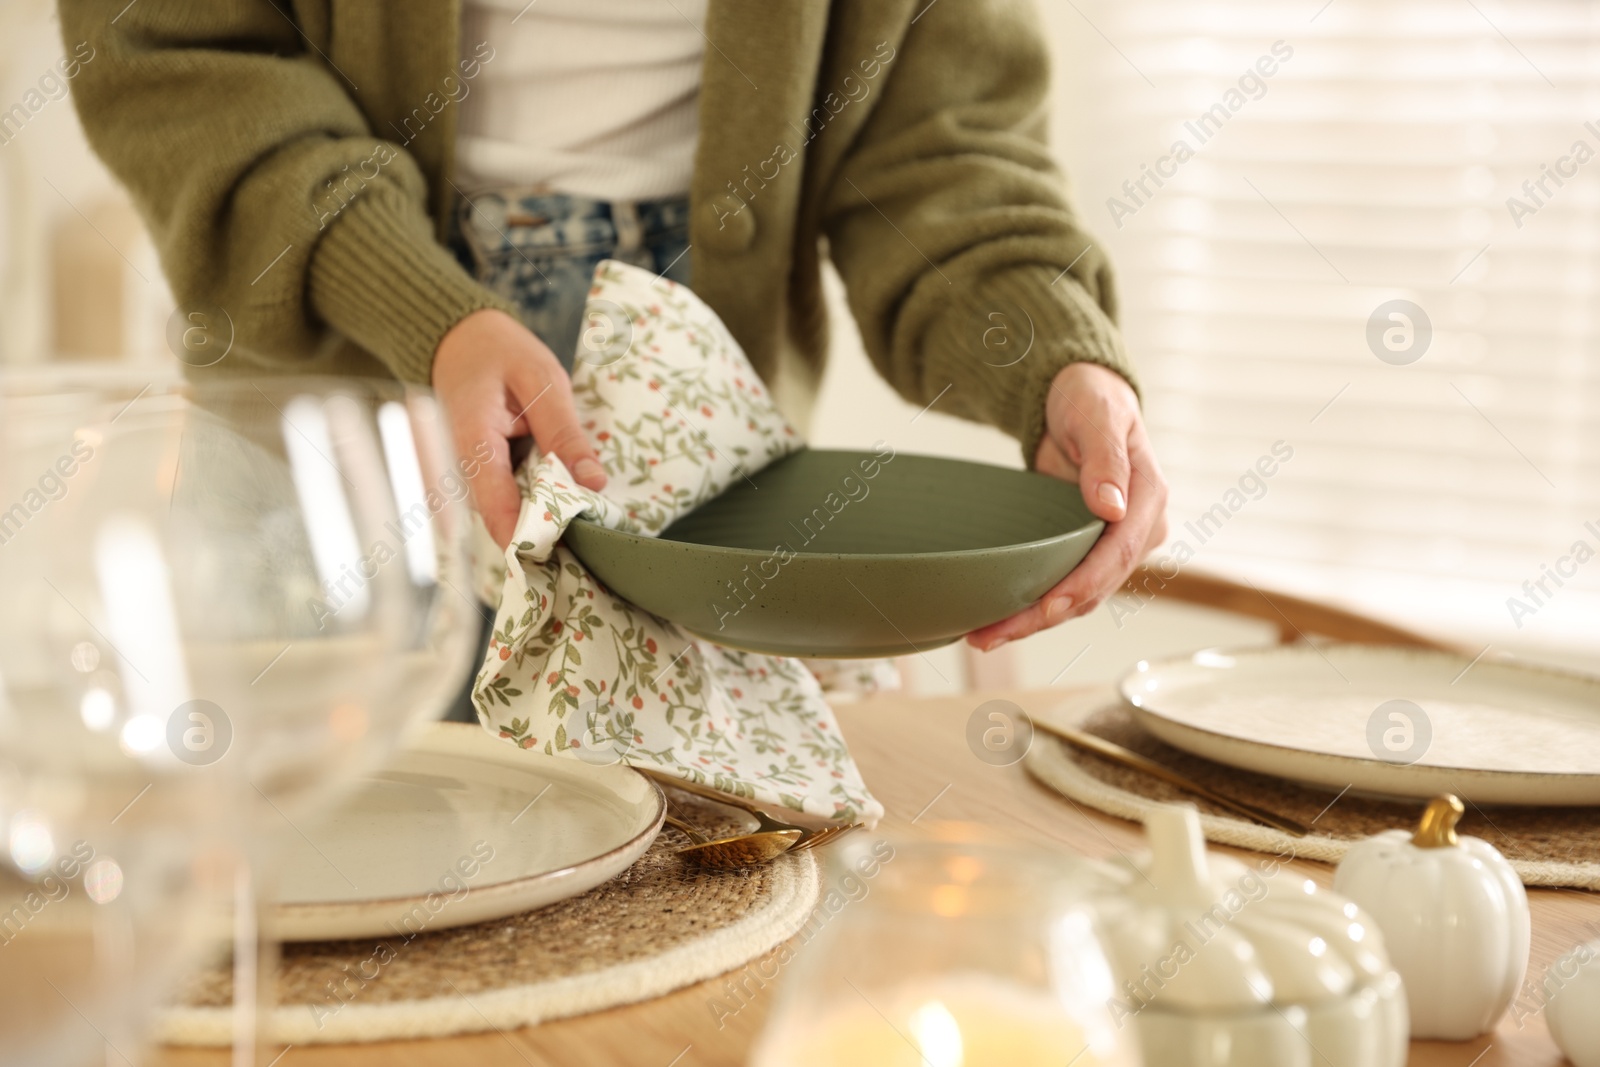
[750,827,1138,1067]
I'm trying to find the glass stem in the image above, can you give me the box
[231,854,280,1067]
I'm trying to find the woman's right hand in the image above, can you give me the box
[432,308,607,548]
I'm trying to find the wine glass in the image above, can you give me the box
[0,615,228,1067]
[749,827,1139,1067]
[0,372,479,1064]
[0,371,231,1067]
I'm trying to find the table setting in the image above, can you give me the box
[0,261,1596,1067]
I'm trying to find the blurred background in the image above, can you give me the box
[2,0,1594,692]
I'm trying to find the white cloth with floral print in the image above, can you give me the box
[470,260,883,824]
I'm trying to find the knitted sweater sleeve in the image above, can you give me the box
[58,0,511,383]
[821,0,1138,465]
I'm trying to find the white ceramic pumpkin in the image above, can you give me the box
[1093,804,1408,1067]
[1544,939,1600,1067]
[1333,794,1529,1041]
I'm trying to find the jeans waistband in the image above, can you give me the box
[452,189,690,257]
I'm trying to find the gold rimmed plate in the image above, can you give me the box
[272,724,664,941]
[1120,645,1600,806]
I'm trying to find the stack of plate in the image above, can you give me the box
[1118,645,1600,807]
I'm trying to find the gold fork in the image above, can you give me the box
[639,768,864,851]
[661,813,801,868]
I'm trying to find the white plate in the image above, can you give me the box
[272,723,664,941]
[1120,645,1600,806]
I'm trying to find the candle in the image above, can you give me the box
[751,974,1135,1067]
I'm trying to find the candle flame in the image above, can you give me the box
[908,1000,963,1067]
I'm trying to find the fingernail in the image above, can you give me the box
[574,458,606,485]
[985,637,1009,652]
[1098,483,1126,512]
[1046,597,1074,621]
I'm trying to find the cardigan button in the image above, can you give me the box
[700,191,757,252]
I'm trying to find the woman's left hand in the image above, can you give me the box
[967,362,1169,651]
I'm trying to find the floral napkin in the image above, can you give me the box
[469,261,883,824]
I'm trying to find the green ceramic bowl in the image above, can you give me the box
[563,449,1103,658]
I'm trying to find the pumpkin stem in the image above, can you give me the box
[1145,804,1211,902]
[1412,794,1464,848]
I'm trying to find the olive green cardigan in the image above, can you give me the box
[61,0,1134,462]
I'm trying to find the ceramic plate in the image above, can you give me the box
[272,723,664,941]
[1120,645,1600,806]
[564,449,1103,657]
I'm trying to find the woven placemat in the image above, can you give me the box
[1025,689,1600,890]
[156,795,820,1046]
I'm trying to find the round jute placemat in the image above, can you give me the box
[155,795,820,1046]
[1025,689,1600,890]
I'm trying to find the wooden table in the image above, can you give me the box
[153,687,1599,1067]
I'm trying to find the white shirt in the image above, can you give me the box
[455,0,707,201]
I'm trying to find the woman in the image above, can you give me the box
[61,0,1166,653]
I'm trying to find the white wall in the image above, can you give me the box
[0,2,169,368]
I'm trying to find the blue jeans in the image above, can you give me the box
[449,190,693,369]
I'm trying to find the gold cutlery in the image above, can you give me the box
[639,767,865,851]
[661,812,801,868]
[789,823,862,851]
[1027,714,1311,837]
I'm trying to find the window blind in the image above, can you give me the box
[1044,0,1600,661]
